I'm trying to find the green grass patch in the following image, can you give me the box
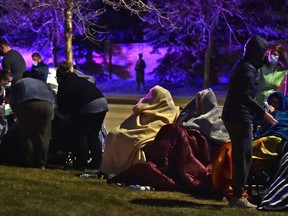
[0,165,286,216]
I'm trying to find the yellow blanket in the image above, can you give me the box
[100,85,180,175]
[251,136,283,171]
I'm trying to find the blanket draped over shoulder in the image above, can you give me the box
[177,88,229,151]
[100,85,180,175]
[109,124,213,193]
[254,110,288,141]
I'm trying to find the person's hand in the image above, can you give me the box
[268,105,275,113]
[263,112,278,125]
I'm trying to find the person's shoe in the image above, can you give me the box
[228,196,257,208]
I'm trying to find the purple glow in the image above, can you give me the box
[11,43,167,81]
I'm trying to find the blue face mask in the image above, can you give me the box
[268,54,279,65]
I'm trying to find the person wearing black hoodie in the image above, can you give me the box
[222,36,278,208]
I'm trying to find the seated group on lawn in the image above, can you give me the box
[101,87,288,211]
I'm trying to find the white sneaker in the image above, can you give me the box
[228,196,257,208]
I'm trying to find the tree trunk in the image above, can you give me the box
[108,41,113,79]
[203,28,214,89]
[65,0,73,71]
[52,8,59,67]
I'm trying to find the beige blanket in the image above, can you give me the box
[100,85,180,175]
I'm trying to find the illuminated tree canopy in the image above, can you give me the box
[0,0,169,67]
[143,0,288,87]
[0,0,287,87]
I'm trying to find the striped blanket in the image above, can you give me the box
[259,151,288,211]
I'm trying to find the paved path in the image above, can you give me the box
[104,93,226,132]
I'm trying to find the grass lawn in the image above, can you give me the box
[0,165,286,216]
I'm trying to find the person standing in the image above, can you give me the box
[0,38,26,84]
[5,74,55,169]
[255,43,288,105]
[31,52,49,82]
[135,53,146,92]
[222,36,278,208]
[56,61,108,171]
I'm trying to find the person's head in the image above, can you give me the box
[138,53,143,59]
[0,38,11,56]
[267,91,288,111]
[0,70,13,88]
[243,35,268,69]
[31,52,43,66]
[267,44,288,69]
[22,70,32,78]
[56,61,72,83]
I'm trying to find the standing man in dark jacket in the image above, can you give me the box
[135,53,146,92]
[56,61,108,171]
[222,36,278,208]
[0,38,26,84]
[31,52,49,82]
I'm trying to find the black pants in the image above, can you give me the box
[136,70,145,91]
[17,100,53,168]
[223,121,253,197]
[71,111,106,169]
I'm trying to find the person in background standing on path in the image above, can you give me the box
[0,38,26,84]
[31,52,49,82]
[135,53,146,92]
[255,43,288,105]
[222,35,278,208]
[56,61,108,171]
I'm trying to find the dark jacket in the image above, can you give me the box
[222,36,268,124]
[2,49,26,84]
[31,61,49,82]
[57,73,106,114]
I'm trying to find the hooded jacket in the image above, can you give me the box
[254,91,288,140]
[266,91,288,111]
[222,36,268,124]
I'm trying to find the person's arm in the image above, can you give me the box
[242,66,266,116]
[277,72,287,94]
[263,111,278,125]
[1,57,10,71]
[39,65,49,82]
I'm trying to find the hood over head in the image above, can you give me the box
[267,91,288,111]
[243,36,268,69]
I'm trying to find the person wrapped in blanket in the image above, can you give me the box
[253,91,288,150]
[252,91,288,210]
[100,85,180,176]
[252,91,288,173]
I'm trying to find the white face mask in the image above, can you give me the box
[5,82,12,88]
[33,61,38,66]
[268,54,279,65]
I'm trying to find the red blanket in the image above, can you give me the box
[109,124,213,193]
